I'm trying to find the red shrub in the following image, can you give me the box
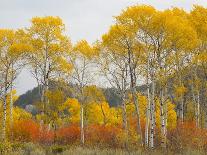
[86,125,122,148]
[168,121,207,152]
[13,119,40,142]
[38,126,54,145]
[56,125,80,145]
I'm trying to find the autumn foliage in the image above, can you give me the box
[56,125,80,145]
[168,121,207,152]
[0,3,207,154]
[12,120,39,142]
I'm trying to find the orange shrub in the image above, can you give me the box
[85,125,122,148]
[12,119,40,142]
[56,125,80,145]
[38,126,54,145]
[168,121,207,152]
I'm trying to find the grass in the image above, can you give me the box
[2,142,206,155]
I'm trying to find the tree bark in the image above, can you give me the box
[150,68,155,149]
[160,88,166,148]
[2,71,8,141]
[10,81,13,140]
[121,95,128,148]
[145,55,151,148]
[80,104,84,145]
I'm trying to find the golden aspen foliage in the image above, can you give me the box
[127,94,177,130]
[64,98,80,124]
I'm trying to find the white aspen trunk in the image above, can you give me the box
[10,81,13,140]
[160,88,166,148]
[192,84,200,128]
[80,104,84,145]
[164,87,168,146]
[145,88,150,148]
[145,54,151,148]
[150,68,155,149]
[2,72,8,141]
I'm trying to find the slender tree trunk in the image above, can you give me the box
[2,72,8,141]
[100,103,107,125]
[192,84,200,128]
[80,104,84,145]
[128,50,143,146]
[180,94,184,122]
[160,88,166,148]
[145,55,151,148]
[150,68,155,149]
[121,95,128,148]
[145,87,150,148]
[10,81,13,140]
[164,86,168,145]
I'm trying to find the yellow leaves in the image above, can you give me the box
[31,16,64,28]
[83,85,106,103]
[155,99,177,130]
[190,5,207,42]
[12,107,32,121]
[0,29,15,44]
[86,101,122,125]
[30,16,64,39]
[6,89,18,104]
[127,94,177,130]
[64,98,80,124]
[0,28,31,62]
[56,57,73,73]
[102,24,138,56]
[149,9,198,51]
[73,40,97,59]
[45,90,64,105]
[193,52,207,64]
[127,94,147,119]
[9,43,32,56]
[175,85,188,96]
[29,16,71,54]
[86,102,106,124]
[116,5,156,32]
[64,98,121,126]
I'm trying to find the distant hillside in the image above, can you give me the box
[14,81,147,109]
[14,83,125,108]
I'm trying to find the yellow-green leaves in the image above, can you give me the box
[73,40,98,59]
[30,16,64,40]
[190,5,207,42]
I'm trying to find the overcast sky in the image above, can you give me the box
[0,0,206,95]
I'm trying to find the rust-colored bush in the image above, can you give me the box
[12,119,40,142]
[168,121,207,152]
[85,125,122,148]
[38,126,54,145]
[56,125,80,145]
